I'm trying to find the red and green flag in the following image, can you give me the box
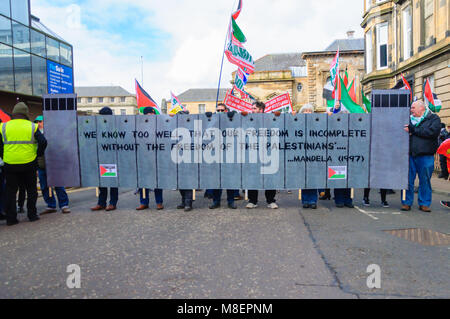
[337,75,366,113]
[135,79,161,114]
[362,89,372,113]
[232,0,243,20]
[423,78,442,113]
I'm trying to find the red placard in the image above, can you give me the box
[224,90,253,113]
[264,93,293,113]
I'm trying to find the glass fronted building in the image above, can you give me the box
[0,0,74,114]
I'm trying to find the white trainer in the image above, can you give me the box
[246,203,258,209]
[268,202,279,209]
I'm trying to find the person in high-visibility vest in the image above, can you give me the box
[0,102,47,226]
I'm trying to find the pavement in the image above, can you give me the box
[429,176,450,196]
[0,187,448,299]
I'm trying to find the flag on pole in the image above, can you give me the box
[234,68,248,90]
[135,79,161,114]
[423,78,442,113]
[330,48,340,103]
[225,40,255,74]
[169,92,185,115]
[232,0,243,20]
[347,79,357,104]
[344,67,349,88]
[231,18,246,44]
[337,75,366,113]
[401,74,413,102]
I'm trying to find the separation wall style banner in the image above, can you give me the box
[43,90,410,190]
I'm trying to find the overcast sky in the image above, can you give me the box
[31,0,364,104]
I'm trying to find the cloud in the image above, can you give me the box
[30,0,364,104]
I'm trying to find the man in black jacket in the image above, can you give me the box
[402,100,441,212]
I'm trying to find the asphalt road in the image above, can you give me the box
[0,188,448,299]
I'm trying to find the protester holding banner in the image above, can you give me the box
[210,104,238,210]
[91,107,119,212]
[246,101,278,210]
[299,104,318,209]
[0,102,47,226]
[35,115,71,215]
[402,100,441,212]
[136,107,164,211]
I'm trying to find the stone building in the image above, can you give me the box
[361,0,449,124]
[231,33,365,113]
[166,88,228,114]
[76,86,137,115]
[302,34,365,112]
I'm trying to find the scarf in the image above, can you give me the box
[410,108,429,127]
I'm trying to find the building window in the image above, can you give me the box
[10,0,29,26]
[13,48,32,95]
[46,37,59,62]
[12,21,30,52]
[60,42,72,67]
[376,23,388,70]
[0,0,11,18]
[198,104,206,113]
[423,0,434,47]
[297,83,303,93]
[365,29,373,73]
[87,97,92,103]
[98,97,104,103]
[77,98,81,103]
[0,15,12,45]
[402,7,412,60]
[121,97,126,103]
[110,97,115,103]
[31,29,46,57]
[0,43,14,92]
[120,109,126,115]
[31,54,47,96]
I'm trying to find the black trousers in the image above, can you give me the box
[364,188,387,202]
[179,190,193,207]
[4,164,38,222]
[440,155,449,177]
[248,190,276,205]
[18,184,26,208]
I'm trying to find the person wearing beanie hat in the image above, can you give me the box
[0,102,47,225]
[136,107,164,211]
[91,107,118,212]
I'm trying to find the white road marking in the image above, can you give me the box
[354,206,379,220]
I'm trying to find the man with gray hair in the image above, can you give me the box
[402,99,441,212]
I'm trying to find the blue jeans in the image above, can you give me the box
[98,187,118,207]
[139,188,163,205]
[402,155,434,207]
[334,189,352,205]
[302,189,318,205]
[38,168,69,209]
[212,189,236,205]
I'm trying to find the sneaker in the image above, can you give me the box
[184,206,193,212]
[246,203,258,209]
[41,207,57,215]
[381,201,389,208]
[310,204,318,210]
[336,204,344,208]
[363,198,370,206]
[268,202,279,209]
[228,202,237,210]
[209,203,221,209]
[29,215,40,222]
[17,206,25,214]
[303,203,310,209]
[61,208,71,214]
[440,201,450,209]
[177,204,185,210]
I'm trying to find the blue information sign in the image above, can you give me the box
[47,60,74,94]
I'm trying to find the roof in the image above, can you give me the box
[30,15,69,44]
[254,53,305,72]
[325,38,364,51]
[177,89,229,103]
[75,86,134,97]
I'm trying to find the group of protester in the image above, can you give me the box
[0,97,448,227]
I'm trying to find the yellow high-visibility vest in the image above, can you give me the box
[0,119,38,164]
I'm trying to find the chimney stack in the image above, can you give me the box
[347,30,355,39]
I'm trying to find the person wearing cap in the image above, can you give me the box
[34,115,71,215]
[91,107,119,212]
[136,107,164,211]
[0,102,47,226]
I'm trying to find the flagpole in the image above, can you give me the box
[216,0,238,108]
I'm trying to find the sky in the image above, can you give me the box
[31,0,365,104]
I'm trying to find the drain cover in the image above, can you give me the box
[384,229,450,246]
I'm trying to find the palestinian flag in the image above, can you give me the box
[362,89,372,113]
[328,166,347,180]
[344,68,349,88]
[423,78,442,113]
[135,79,161,114]
[232,0,243,20]
[100,164,117,178]
[401,74,413,102]
[347,79,357,104]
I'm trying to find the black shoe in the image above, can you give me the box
[6,219,19,226]
[209,203,221,209]
[184,206,193,212]
[0,213,6,220]
[303,203,310,209]
[311,204,317,209]
[177,204,185,210]
[363,198,370,206]
[228,202,237,210]
[344,203,355,208]
[29,215,40,222]
[382,201,390,208]
[17,206,25,214]
[336,204,344,208]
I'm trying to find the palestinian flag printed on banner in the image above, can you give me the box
[423,78,442,113]
[100,164,117,178]
[328,166,347,180]
[135,79,161,114]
